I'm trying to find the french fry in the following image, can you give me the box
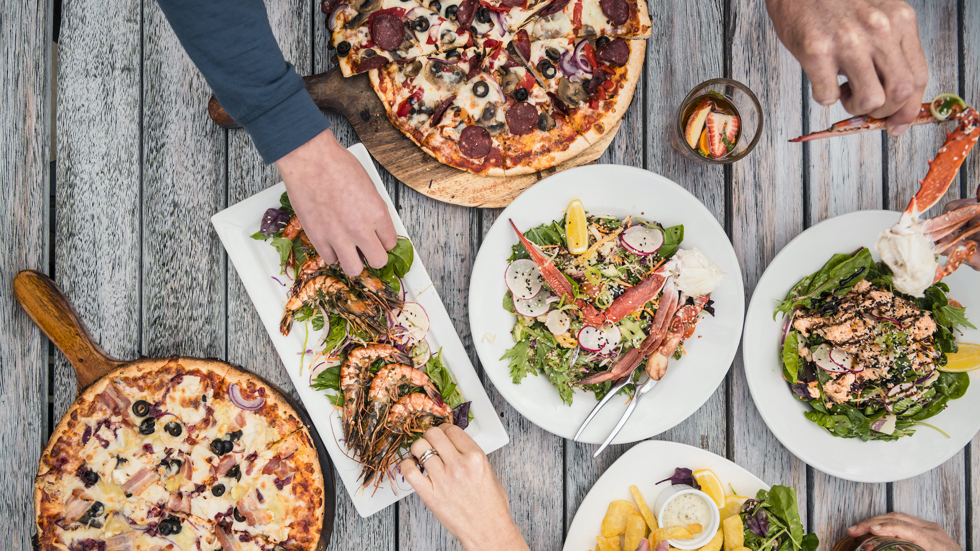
[721,515,745,551]
[602,500,637,537]
[687,523,703,534]
[629,485,659,531]
[596,535,621,551]
[731,548,751,551]
[649,526,694,550]
[624,513,649,551]
[695,529,723,551]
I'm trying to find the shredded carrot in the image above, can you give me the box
[646,257,667,276]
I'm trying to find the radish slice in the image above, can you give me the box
[812,344,848,373]
[391,302,429,341]
[545,310,570,335]
[829,348,853,371]
[390,324,420,348]
[871,414,897,435]
[411,339,431,367]
[513,293,551,317]
[505,259,545,300]
[620,225,664,256]
[599,324,621,354]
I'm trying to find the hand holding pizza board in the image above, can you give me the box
[207,67,621,208]
[13,269,336,550]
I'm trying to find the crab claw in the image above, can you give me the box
[509,219,575,299]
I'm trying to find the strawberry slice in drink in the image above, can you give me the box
[705,111,739,158]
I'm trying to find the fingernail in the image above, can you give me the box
[890,124,909,136]
[847,526,857,532]
[872,525,882,531]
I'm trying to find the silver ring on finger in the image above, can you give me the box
[417,448,439,465]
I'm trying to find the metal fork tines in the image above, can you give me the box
[574,374,659,458]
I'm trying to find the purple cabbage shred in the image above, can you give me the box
[655,467,700,489]
[260,208,291,237]
[452,401,472,430]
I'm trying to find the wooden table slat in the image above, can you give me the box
[965,2,980,550]
[0,0,51,546]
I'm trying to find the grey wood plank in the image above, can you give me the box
[642,0,726,455]
[53,0,142,420]
[481,208,565,551]
[0,1,51,547]
[803,59,887,548]
[966,2,980,549]
[141,0,226,358]
[728,0,807,504]
[886,2,966,547]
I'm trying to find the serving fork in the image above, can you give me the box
[573,373,659,458]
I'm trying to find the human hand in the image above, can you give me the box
[765,0,929,135]
[848,512,963,551]
[401,426,529,551]
[940,199,980,271]
[275,129,397,276]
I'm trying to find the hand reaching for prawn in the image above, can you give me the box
[941,199,980,271]
[401,426,530,551]
[848,512,963,551]
[276,129,398,276]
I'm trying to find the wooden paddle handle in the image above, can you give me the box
[13,270,126,390]
[208,67,351,129]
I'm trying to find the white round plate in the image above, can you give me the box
[562,440,769,551]
[470,165,745,443]
[743,210,980,483]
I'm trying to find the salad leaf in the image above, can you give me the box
[279,191,294,214]
[452,402,472,430]
[655,467,700,489]
[311,365,344,406]
[782,330,800,383]
[934,371,969,401]
[322,314,348,354]
[745,508,769,538]
[270,236,295,268]
[775,248,873,317]
[937,304,976,332]
[658,224,684,258]
[425,349,466,409]
[387,237,414,278]
[742,486,817,551]
[501,339,534,383]
[502,291,517,314]
[260,208,291,237]
[508,221,565,261]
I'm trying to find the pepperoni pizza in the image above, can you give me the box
[324,0,650,175]
[35,358,325,551]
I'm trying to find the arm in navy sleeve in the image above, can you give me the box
[155,0,329,164]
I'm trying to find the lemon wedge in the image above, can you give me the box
[565,199,589,254]
[940,343,980,373]
[693,469,725,507]
[719,494,749,520]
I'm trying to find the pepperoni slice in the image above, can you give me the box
[431,95,457,125]
[512,30,531,62]
[354,55,390,73]
[466,53,484,79]
[505,102,539,135]
[371,13,404,51]
[320,0,343,15]
[599,0,629,25]
[538,0,570,17]
[458,126,492,158]
[456,0,478,28]
[597,38,629,67]
[500,0,526,6]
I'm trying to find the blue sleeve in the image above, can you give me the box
[156,0,330,164]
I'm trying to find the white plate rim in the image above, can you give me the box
[470,165,745,443]
[742,209,980,483]
[210,144,509,516]
[561,440,770,551]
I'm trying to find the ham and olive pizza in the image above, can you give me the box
[323,0,650,174]
[35,358,325,551]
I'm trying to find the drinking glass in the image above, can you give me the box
[832,535,926,551]
[671,78,763,164]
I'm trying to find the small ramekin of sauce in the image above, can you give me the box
[653,484,721,550]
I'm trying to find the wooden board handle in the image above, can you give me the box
[13,270,126,390]
[208,67,351,129]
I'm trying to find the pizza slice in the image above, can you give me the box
[527,0,650,40]
[485,45,590,173]
[370,48,486,145]
[329,0,472,76]
[525,35,642,144]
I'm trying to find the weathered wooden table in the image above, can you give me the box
[3,0,978,548]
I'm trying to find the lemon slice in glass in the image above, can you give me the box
[565,199,589,254]
[693,468,726,507]
[940,342,980,373]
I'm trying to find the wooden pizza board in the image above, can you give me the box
[14,270,337,550]
[207,67,622,208]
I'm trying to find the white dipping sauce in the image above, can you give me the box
[661,493,713,529]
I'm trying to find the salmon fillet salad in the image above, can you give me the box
[776,247,974,441]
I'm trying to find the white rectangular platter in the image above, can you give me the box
[211,143,509,517]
